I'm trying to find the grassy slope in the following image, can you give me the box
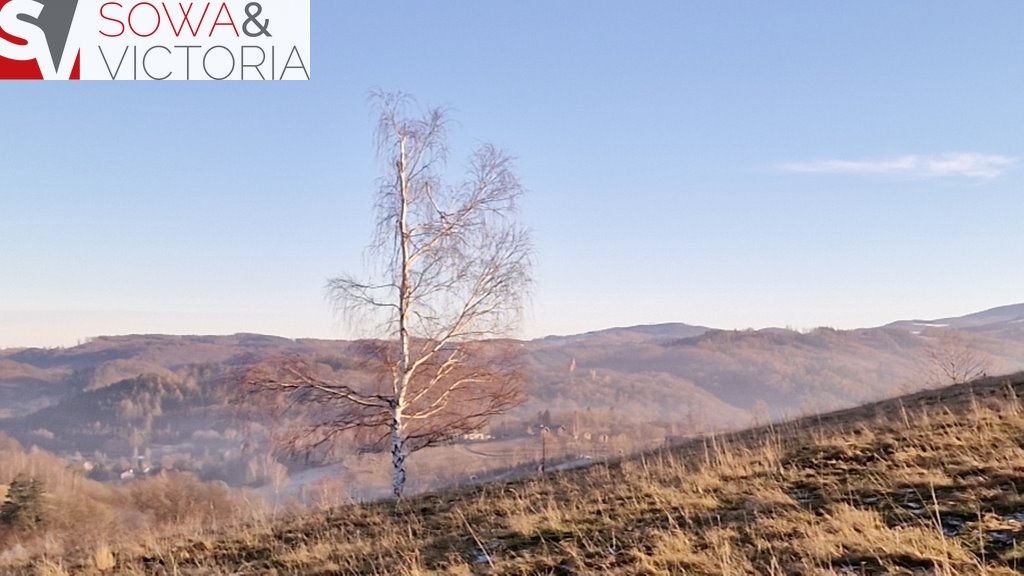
[34,373,1024,575]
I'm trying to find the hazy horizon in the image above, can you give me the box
[3,300,1022,350]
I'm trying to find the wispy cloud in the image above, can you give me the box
[781,152,1016,180]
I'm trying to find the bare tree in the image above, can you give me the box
[248,92,531,497]
[923,329,992,386]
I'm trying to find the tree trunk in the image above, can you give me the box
[390,404,407,498]
[392,134,412,499]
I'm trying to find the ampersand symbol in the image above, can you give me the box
[243,2,272,37]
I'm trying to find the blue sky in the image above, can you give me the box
[3,1,1024,348]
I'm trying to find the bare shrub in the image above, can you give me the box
[126,472,238,528]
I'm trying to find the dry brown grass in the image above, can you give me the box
[8,373,1024,575]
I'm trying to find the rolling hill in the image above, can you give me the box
[1,304,1024,492]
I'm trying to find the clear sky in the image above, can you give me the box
[3,1,1024,348]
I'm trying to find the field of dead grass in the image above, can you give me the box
[9,373,1024,575]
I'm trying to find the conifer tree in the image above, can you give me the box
[0,474,45,530]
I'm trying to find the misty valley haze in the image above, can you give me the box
[1,303,1023,499]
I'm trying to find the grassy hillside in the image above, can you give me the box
[12,372,1024,575]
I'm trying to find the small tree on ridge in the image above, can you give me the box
[923,328,992,386]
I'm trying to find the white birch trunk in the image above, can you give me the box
[392,135,412,499]
[390,403,406,498]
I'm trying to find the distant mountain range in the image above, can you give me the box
[2,304,1024,467]
[885,302,1024,331]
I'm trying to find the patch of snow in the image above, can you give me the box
[912,323,949,328]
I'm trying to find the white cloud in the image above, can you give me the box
[781,152,1016,180]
